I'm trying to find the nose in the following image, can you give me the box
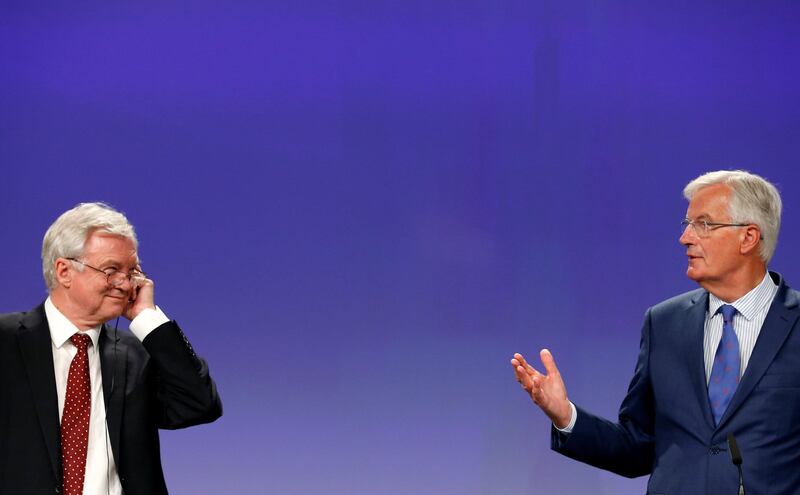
[679,223,697,246]
[111,275,134,292]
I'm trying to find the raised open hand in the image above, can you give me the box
[511,349,572,429]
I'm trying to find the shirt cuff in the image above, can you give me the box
[554,401,578,434]
[129,306,170,341]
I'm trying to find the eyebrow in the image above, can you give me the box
[94,258,138,270]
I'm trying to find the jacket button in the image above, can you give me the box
[710,446,720,455]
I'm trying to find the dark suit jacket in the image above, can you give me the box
[552,272,800,495]
[0,303,222,495]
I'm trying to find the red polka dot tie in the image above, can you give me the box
[707,305,740,426]
[61,333,92,495]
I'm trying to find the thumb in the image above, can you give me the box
[540,348,560,376]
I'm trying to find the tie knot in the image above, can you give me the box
[70,333,92,350]
[719,304,737,323]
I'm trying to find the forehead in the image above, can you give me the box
[687,183,732,219]
[82,232,138,265]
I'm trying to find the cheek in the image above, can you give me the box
[84,285,111,303]
[712,243,740,264]
[698,243,720,263]
[105,299,126,311]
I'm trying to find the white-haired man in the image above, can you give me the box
[512,170,800,494]
[0,203,222,495]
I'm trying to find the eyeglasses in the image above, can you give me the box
[680,218,750,238]
[66,258,146,287]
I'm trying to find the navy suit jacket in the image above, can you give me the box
[552,272,800,495]
[0,304,222,495]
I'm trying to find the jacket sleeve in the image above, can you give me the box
[141,321,223,429]
[550,308,656,478]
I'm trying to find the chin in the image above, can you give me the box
[101,309,124,320]
[686,268,704,283]
[100,302,126,319]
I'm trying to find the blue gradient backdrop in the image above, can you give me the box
[2,2,800,493]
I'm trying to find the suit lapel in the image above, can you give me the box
[100,324,128,468]
[681,291,717,429]
[717,277,799,429]
[16,305,61,482]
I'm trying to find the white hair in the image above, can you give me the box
[683,170,782,264]
[41,202,138,290]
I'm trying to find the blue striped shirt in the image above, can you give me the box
[704,272,778,382]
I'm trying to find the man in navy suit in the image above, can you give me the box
[0,203,222,495]
[512,170,799,494]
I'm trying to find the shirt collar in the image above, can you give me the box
[44,297,101,349]
[708,271,778,321]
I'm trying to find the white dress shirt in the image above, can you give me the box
[46,297,169,495]
[558,271,778,434]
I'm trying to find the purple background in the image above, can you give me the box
[3,2,800,493]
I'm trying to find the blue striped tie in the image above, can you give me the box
[708,304,740,425]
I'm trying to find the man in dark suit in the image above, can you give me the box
[512,170,798,494]
[0,203,222,495]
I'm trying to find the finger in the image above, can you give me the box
[515,352,532,365]
[514,353,538,375]
[514,365,533,385]
[540,349,560,377]
[136,278,155,297]
[517,368,540,394]
[530,374,545,403]
[515,361,540,382]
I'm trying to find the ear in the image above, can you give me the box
[739,225,762,256]
[54,258,74,288]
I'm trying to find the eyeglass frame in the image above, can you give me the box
[66,257,146,288]
[681,218,763,239]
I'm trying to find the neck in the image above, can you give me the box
[702,265,768,303]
